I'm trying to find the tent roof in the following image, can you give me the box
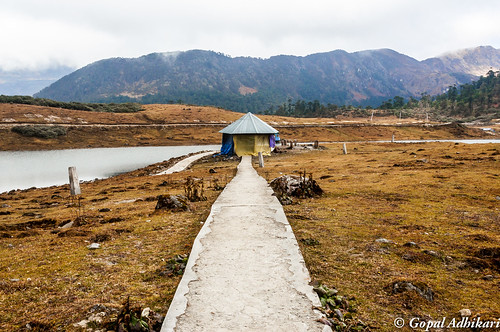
[219,112,278,135]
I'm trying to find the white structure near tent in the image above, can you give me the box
[219,113,279,156]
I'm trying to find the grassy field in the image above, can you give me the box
[257,142,500,330]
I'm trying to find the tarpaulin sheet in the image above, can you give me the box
[233,134,271,156]
[220,133,234,155]
[270,134,276,149]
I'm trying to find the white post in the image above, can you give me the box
[343,143,347,155]
[258,152,264,168]
[68,166,81,196]
[392,133,395,143]
[370,110,374,122]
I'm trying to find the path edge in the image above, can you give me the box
[160,158,246,331]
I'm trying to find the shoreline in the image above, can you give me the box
[0,148,220,194]
[0,122,494,151]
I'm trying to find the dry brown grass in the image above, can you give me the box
[1,102,437,126]
[0,155,239,330]
[0,103,492,151]
[1,141,499,330]
[257,142,500,330]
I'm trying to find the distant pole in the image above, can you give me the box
[313,140,319,149]
[392,133,395,143]
[426,113,429,122]
[258,152,264,168]
[68,166,81,196]
[370,110,374,122]
[343,143,348,155]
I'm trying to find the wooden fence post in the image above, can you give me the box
[258,152,264,168]
[68,166,81,196]
[343,143,348,155]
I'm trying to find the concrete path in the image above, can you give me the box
[156,151,216,175]
[161,156,328,332]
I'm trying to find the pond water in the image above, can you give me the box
[0,145,220,193]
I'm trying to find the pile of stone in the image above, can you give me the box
[313,283,369,330]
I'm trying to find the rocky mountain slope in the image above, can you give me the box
[34,46,500,112]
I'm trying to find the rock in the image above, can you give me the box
[1,203,11,208]
[60,220,74,229]
[459,309,472,317]
[423,250,439,257]
[482,274,494,281]
[87,243,101,250]
[155,195,191,211]
[392,281,434,301]
[98,208,111,212]
[88,311,106,323]
[376,238,393,244]
[334,309,344,321]
[141,307,151,318]
[316,318,333,326]
[209,168,217,173]
[73,320,89,328]
[403,241,419,248]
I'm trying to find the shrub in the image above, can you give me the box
[11,125,67,139]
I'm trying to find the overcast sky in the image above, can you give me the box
[1,0,500,70]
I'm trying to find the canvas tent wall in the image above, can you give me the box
[219,113,278,157]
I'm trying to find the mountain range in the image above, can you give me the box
[27,46,500,112]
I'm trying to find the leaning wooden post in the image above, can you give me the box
[343,143,348,155]
[258,152,264,168]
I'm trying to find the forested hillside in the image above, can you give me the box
[35,47,500,112]
[377,70,500,121]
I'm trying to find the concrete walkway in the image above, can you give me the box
[156,151,216,175]
[161,156,328,332]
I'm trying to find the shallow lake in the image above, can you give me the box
[0,145,220,193]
